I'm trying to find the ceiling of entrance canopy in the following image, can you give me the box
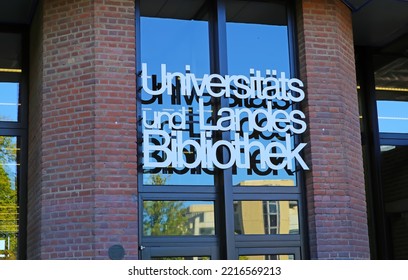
[0,0,406,48]
[0,0,406,90]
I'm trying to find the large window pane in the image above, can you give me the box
[138,0,303,259]
[0,136,19,260]
[140,11,213,186]
[234,200,299,235]
[143,201,215,236]
[226,1,305,187]
[0,32,22,123]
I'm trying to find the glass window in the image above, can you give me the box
[234,200,299,235]
[140,4,213,186]
[377,100,408,133]
[0,136,19,260]
[138,0,303,259]
[226,1,305,187]
[143,200,215,236]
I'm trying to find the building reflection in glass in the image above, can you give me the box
[234,200,299,235]
[143,198,298,237]
[233,179,299,235]
[143,201,215,236]
[186,204,215,235]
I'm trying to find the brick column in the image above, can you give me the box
[28,0,138,259]
[27,0,44,260]
[296,0,370,259]
[93,0,138,260]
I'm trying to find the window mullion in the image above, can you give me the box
[208,0,235,259]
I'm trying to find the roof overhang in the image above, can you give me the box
[0,0,38,26]
[343,0,408,90]
[0,1,406,77]
[344,0,408,49]
[0,0,406,49]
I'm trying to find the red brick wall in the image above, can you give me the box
[296,0,370,259]
[28,0,138,259]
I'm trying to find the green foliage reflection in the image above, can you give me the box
[0,136,18,260]
[143,200,189,236]
[143,174,190,236]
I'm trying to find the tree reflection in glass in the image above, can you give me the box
[143,200,215,236]
[0,136,18,260]
[143,200,190,236]
[143,199,215,237]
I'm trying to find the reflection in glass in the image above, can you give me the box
[226,1,299,186]
[377,100,408,133]
[234,201,299,235]
[140,16,214,186]
[239,254,294,260]
[0,136,18,260]
[0,83,19,122]
[143,201,215,236]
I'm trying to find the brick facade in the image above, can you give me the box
[28,0,138,259]
[296,0,370,259]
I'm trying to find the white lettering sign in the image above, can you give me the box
[141,63,309,171]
